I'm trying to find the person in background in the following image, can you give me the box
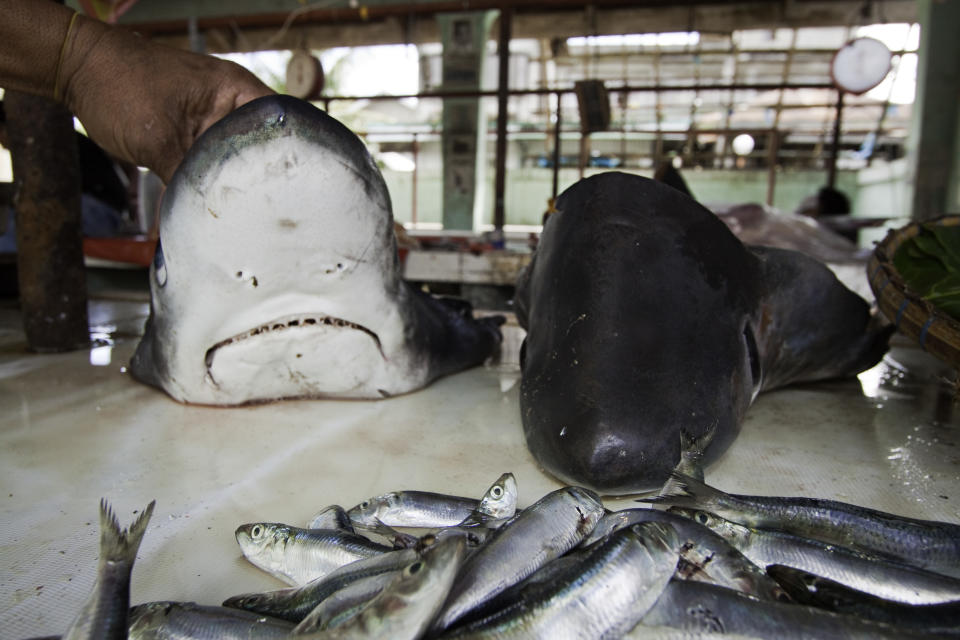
[0,0,274,185]
[796,186,858,243]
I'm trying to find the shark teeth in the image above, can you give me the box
[204,314,384,368]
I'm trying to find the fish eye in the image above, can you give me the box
[491,486,503,498]
[360,501,369,509]
[153,240,167,287]
[406,561,424,576]
[251,525,263,538]
[696,512,709,525]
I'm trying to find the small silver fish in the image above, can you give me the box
[671,507,960,605]
[235,523,391,586]
[637,579,934,639]
[298,534,467,639]
[292,570,401,633]
[428,473,521,550]
[347,490,480,529]
[128,600,295,639]
[582,508,788,603]
[766,564,960,635]
[429,486,606,633]
[644,471,960,578]
[306,505,355,532]
[63,499,155,640]
[443,522,680,639]
[468,472,519,523]
[224,547,418,622]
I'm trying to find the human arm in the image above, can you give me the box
[0,0,274,183]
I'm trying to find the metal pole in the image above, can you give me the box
[826,90,844,189]
[493,7,512,231]
[552,91,562,200]
[412,133,419,225]
[766,128,780,206]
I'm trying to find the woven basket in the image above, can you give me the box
[867,215,960,368]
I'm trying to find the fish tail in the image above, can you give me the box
[672,425,717,484]
[99,499,156,564]
[639,471,728,509]
[679,424,715,456]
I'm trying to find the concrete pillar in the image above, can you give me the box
[910,0,960,220]
[437,11,495,230]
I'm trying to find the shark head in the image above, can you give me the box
[131,95,428,404]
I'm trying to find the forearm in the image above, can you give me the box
[2,0,272,181]
[0,0,80,98]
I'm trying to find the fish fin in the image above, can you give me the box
[638,471,726,510]
[99,498,155,564]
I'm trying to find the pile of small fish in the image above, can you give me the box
[33,470,960,639]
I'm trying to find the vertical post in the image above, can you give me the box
[766,128,780,207]
[411,133,419,226]
[910,0,960,220]
[493,7,512,231]
[826,90,844,189]
[552,91,562,201]
[6,91,89,352]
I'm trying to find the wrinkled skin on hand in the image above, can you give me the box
[61,15,273,183]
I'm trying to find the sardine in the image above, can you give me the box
[350,518,421,550]
[63,499,155,640]
[767,564,960,635]
[128,600,294,639]
[644,472,960,578]
[671,507,960,605]
[292,570,401,633]
[224,547,418,622]
[441,522,679,639]
[429,486,605,633]
[347,491,480,529]
[637,579,935,639]
[235,523,391,586]
[297,534,466,639]
[583,508,788,603]
[306,506,355,532]
[456,473,519,527]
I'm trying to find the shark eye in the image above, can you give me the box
[153,240,167,287]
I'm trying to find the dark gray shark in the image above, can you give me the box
[131,95,501,405]
[515,172,891,494]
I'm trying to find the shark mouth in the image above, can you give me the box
[202,314,387,399]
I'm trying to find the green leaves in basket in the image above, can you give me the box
[893,224,960,321]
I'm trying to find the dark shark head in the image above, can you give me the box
[516,172,888,494]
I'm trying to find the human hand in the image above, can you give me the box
[61,15,274,183]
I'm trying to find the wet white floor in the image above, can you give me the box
[1,289,959,638]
